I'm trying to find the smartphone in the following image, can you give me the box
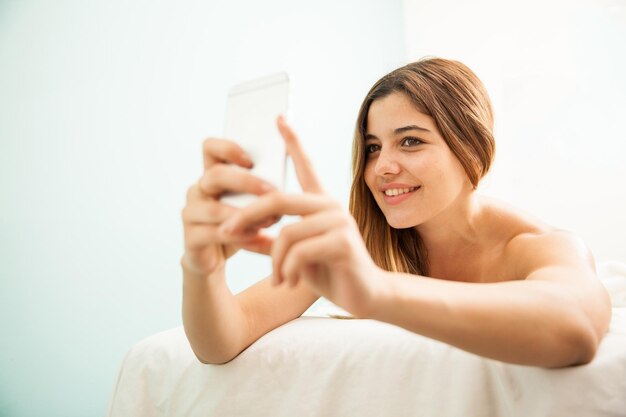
[220,72,290,208]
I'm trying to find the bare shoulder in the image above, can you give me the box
[479,196,611,343]
[506,229,596,280]
[478,196,596,281]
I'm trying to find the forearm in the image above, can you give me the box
[182,265,250,364]
[369,272,598,367]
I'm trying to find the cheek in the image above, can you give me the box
[445,153,469,184]
[403,154,437,182]
[363,163,376,193]
[422,150,457,181]
[431,156,469,196]
[363,164,386,209]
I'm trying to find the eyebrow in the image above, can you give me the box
[365,125,431,140]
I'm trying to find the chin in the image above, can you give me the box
[384,215,420,230]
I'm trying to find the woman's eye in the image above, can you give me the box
[402,137,422,147]
[365,144,380,154]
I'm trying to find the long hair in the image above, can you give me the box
[349,58,495,276]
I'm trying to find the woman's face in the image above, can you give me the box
[363,92,472,229]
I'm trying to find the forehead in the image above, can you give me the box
[366,92,435,135]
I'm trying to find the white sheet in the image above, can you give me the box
[107,263,626,417]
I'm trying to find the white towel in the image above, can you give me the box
[304,298,356,319]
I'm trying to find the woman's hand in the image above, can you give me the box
[218,116,386,317]
[180,138,279,277]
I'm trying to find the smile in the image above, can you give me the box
[383,187,419,196]
[382,186,421,205]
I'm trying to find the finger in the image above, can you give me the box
[183,224,223,250]
[276,116,324,194]
[271,211,345,285]
[199,164,274,197]
[219,192,337,236]
[281,231,341,288]
[223,215,281,240]
[202,138,254,170]
[182,199,233,225]
[239,233,274,255]
[184,223,271,252]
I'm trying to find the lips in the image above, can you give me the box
[379,182,420,193]
[381,185,421,205]
[383,186,419,196]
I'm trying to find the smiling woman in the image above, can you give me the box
[180,57,611,368]
[354,59,495,275]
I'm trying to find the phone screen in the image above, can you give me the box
[220,72,290,208]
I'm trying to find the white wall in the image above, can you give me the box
[0,1,405,415]
[403,0,626,263]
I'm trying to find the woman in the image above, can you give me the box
[181,58,611,367]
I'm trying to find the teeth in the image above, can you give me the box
[384,187,417,196]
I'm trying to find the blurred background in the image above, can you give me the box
[0,0,624,415]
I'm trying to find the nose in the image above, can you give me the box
[374,148,401,177]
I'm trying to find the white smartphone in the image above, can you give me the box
[220,72,290,208]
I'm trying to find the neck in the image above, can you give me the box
[416,192,484,262]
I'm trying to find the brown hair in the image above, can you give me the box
[349,57,495,276]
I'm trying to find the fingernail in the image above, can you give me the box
[260,182,273,192]
[220,220,235,235]
[241,153,254,167]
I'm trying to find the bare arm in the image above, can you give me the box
[209,120,611,368]
[182,120,326,364]
[368,231,612,367]
[182,263,319,365]
[182,265,247,364]
[179,136,276,364]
